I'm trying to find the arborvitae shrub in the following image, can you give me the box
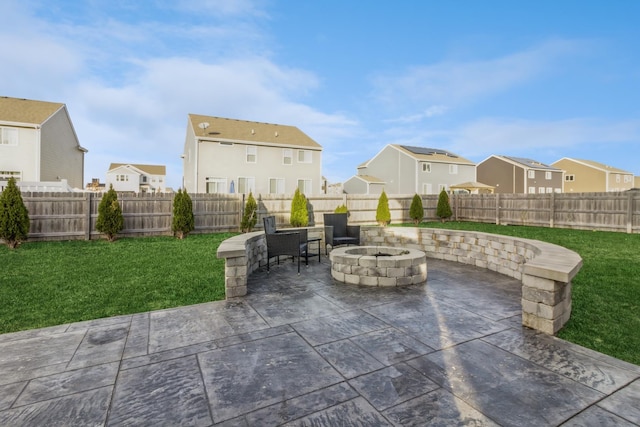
[334,204,348,214]
[376,190,391,226]
[290,188,308,227]
[172,189,195,239]
[409,193,424,225]
[240,192,258,232]
[96,184,124,241]
[436,189,453,222]
[0,177,30,249]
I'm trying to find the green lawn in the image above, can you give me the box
[400,222,640,365]
[0,233,235,334]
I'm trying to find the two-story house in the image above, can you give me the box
[106,163,167,193]
[182,114,322,195]
[551,158,634,193]
[343,144,476,195]
[0,96,87,190]
[477,155,563,194]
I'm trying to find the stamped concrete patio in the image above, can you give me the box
[1,257,639,426]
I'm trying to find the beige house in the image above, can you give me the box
[106,163,167,193]
[477,155,563,194]
[182,114,322,195]
[344,144,476,195]
[0,96,87,190]
[552,158,634,193]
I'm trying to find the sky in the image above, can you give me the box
[1,1,639,190]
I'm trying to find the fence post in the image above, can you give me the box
[550,192,555,229]
[85,192,92,240]
[495,193,500,225]
[627,191,633,234]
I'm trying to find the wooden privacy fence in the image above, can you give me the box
[15,190,640,241]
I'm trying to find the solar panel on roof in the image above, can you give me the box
[400,145,458,158]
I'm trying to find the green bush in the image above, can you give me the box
[334,204,348,214]
[0,177,30,249]
[409,194,424,225]
[436,189,452,222]
[172,189,195,239]
[290,188,308,227]
[96,184,124,241]
[376,190,391,226]
[240,192,258,232]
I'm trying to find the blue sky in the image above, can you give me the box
[2,1,639,189]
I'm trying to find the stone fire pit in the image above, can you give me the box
[329,246,427,287]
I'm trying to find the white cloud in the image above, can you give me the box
[372,39,584,111]
[444,117,640,159]
[383,106,449,124]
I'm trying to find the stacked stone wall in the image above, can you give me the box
[217,225,582,335]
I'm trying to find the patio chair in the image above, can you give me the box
[324,213,360,254]
[263,216,309,273]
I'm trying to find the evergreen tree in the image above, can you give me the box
[96,184,124,241]
[436,189,453,222]
[240,192,258,232]
[409,193,424,225]
[0,177,30,249]
[376,190,391,226]
[172,189,195,239]
[334,204,348,214]
[290,188,308,227]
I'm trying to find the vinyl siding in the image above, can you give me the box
[0,126,39,181]
[39,107,84,189]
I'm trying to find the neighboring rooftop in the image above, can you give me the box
[394,144,475,164]
[188,114,321,149]
[502,156,561,171]
[559,158,633,174]
[0,96,65,125]
[108,163,167,175]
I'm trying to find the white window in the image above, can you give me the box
[206,177,227,194]
[269,178,285,194]
[565,174,575,182]
[246,146,257,163]
[538,187,545,194]
[422,163,431,173]
[237,177,255,194]
[0,128,18,146]
[116,174,129,182]
[624,175,632,183]
[528,186,536,194]
[449,164,458,174]
[297,179,312,194]
[283,149,293,165]
[438,184,447,192]
[545,171,552,180]
[546,187,553,193]
[616,174,621,183]
[298,150,312,163]
[422,183,432,194]
[527,170,535,179]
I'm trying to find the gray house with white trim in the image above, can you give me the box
[344,144,476,194]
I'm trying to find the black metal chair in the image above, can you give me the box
[263,216,309,273]
[324,213,360,254]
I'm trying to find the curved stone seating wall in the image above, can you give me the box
[217,225,583,335]
[360,226,583,335]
